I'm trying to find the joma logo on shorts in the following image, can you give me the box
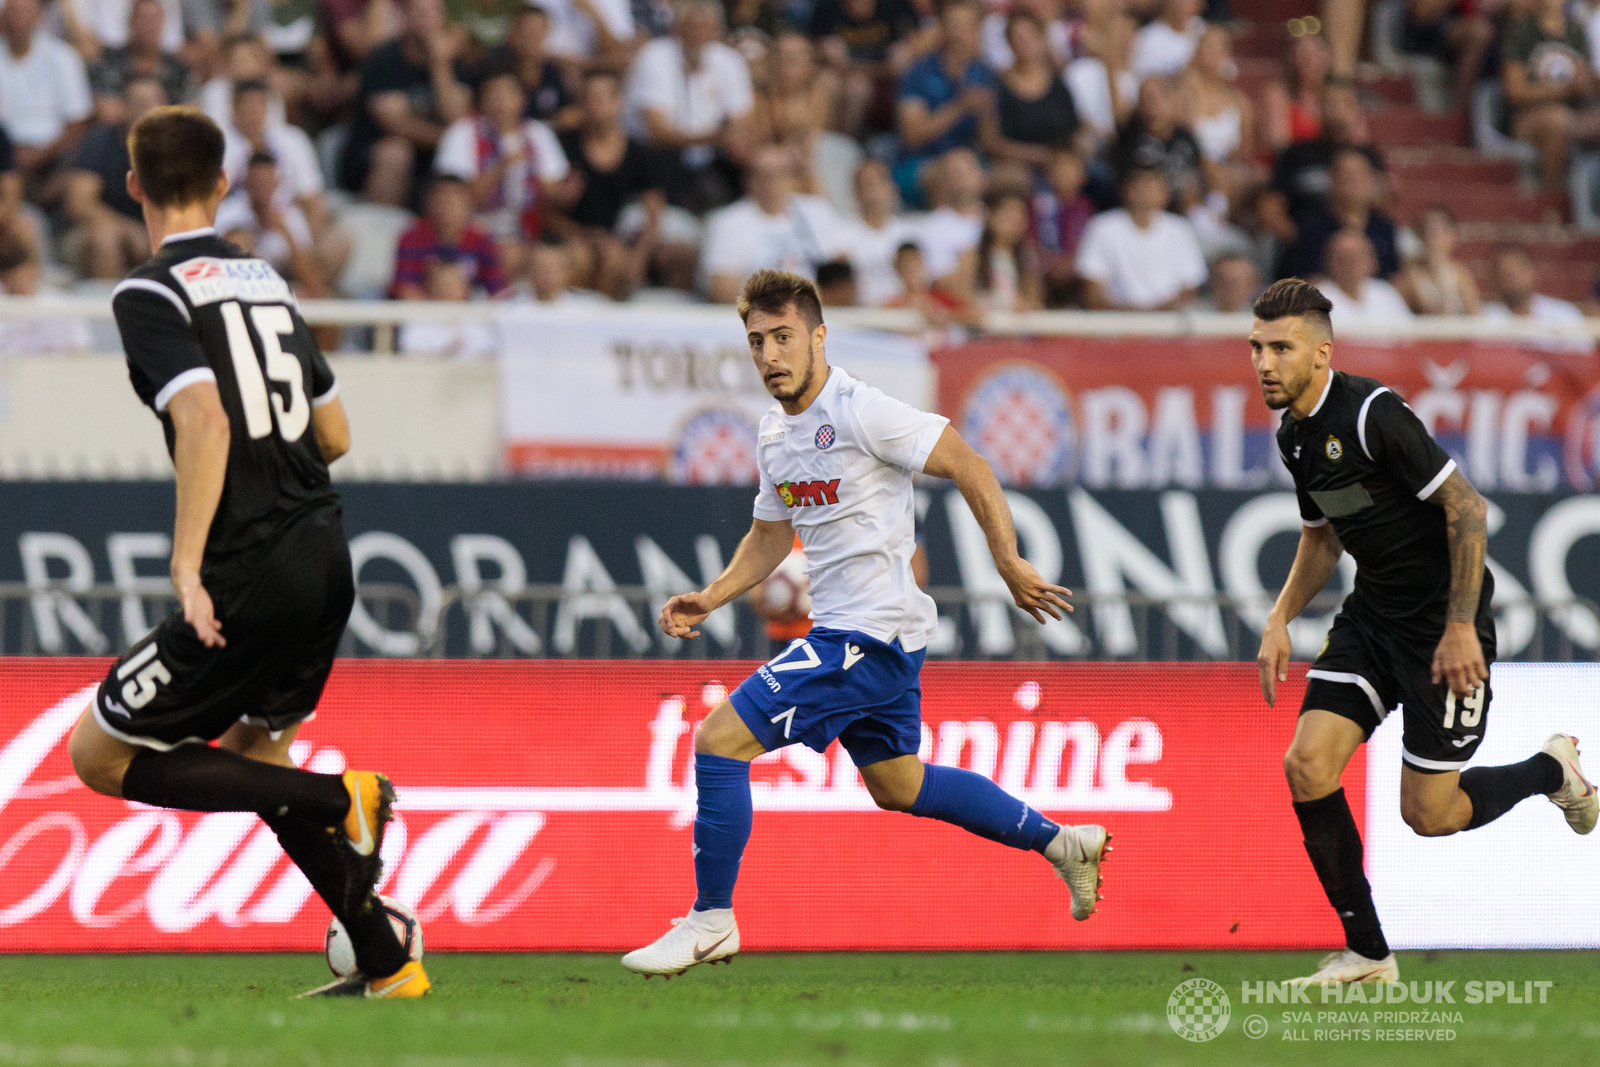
[776,479,840,507]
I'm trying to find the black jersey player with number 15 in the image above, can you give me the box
[1249,280,1597,987]
[63,106,428,998]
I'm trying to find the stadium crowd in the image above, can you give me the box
[0,0,1594,338]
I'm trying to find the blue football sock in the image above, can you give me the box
[691,753,753,912]
[908,763,1060,852]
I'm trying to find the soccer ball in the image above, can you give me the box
[758,547,811,622]
[325,896,424,977]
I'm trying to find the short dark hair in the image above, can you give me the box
[894,241,921,262]
[815,259,855,288]
[128,106,225,208]
[1252,277,1333,332]
[737,269,825,329]
[476,63,522,94]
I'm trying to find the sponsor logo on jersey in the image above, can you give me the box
[171,256,295,307]
[814,424,835,450]
[775,479,840,507]
[1325,435,1343,462]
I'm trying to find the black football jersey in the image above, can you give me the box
[1276,370,1490,633]
[112,227,340,573]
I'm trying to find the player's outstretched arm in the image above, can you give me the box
[167,382,231,648]
[311,396,351,463]
[921,426,1072,624]
[1258,522,1343,706]
[1425,467,1490,696]
[658,518,794,639]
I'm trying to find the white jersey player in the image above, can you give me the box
[622,270,1112,977]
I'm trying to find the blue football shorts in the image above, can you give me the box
[728,627,925,767]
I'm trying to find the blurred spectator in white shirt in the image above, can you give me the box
[216,152,331,295]
[625,0,754,213]
[0,0,93,182]
[0,229,91,353]
[224,79,320,211]
[1480,242,1595,353]
[1318,228,1414,325]
[838,158,921,306]
[541,0,634,67]
[699,143,845,302]
[1065,12,1136,150]
[1131,0,1204,79]
[1076,165,1206,309]
[436,66,573,277]
[225,78,350,287]
[917,146,985,291]
[199,35,287,131]
[56,0,195,55]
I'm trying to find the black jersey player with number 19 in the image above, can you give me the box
[63,105,428,999]
[1249,279,1598,988]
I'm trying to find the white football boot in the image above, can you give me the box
[621,909,740,977]
[1286,949,1399,986]
[1045,824,1111,920]
[1542,734,1598,835]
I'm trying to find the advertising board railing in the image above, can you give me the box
[0,659,1593,952]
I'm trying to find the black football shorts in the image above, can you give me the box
[1301,605,1498,774]
[94,506,355,749]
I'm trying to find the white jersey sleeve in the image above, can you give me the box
[753,469,788,520]
[852,391,949,474]
[752,417,789,519]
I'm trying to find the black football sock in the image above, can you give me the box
[121,745,348,824]
[1459,753,1564,830]
[261,812,409,979]
[1293,788,1390,961]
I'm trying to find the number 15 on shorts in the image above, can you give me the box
[1443,685,1485,730]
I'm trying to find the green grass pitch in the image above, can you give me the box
[0,951,1595,1066]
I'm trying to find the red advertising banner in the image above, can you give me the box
[0,660,1350,952]
[934,337,1600,492]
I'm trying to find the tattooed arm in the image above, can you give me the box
[1425,468,1489,696]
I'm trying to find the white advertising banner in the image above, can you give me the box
[496,307,933,480]
[1369,663,1600,947]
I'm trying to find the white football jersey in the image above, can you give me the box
[753,366,948,651]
